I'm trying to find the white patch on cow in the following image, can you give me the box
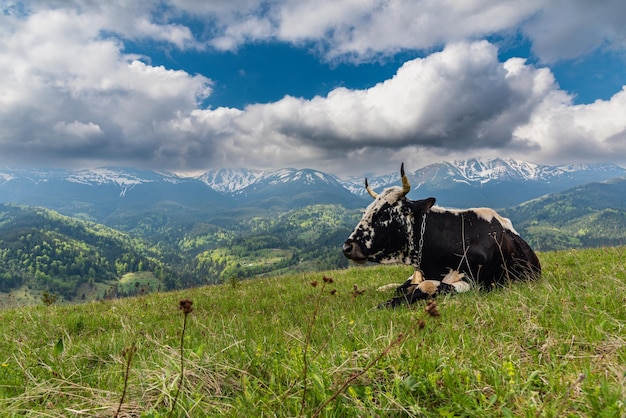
[430,206,519,235]
[377,186,409,206]
[377,254,407,264]
[351,189,405,251]
[360,187,407,220]
[347,185,416,264]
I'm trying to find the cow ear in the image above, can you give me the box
[413,197,436,213]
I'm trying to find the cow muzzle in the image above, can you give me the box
[342,240,367,263]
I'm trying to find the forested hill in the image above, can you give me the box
[503,177,626,250]
[0,203,361,305]
[0,204,177,300]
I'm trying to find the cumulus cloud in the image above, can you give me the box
[0,6,211,166]
[53,121,103,139]
[521,0,626,63]
[276,0,542,61]
[241,42,549,149]
[169,41,562,174]
[1,1,626,176]
[513,86,626,165]
[13,1,624,63]
[158,40,624,175]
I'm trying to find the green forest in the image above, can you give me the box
[0,204,360,304]
[2,183,626,307]
[0,205,174,301]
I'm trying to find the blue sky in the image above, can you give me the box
[141,41,414,109]
[1,1,626,177]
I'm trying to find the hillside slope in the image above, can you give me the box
[503,177,626,250]
[0,247,624,416]
[0,204,177,299]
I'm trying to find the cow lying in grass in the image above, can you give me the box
[342,164,541,308]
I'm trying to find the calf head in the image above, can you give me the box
[343,164,435,266]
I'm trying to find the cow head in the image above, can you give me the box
[343,164,435,266]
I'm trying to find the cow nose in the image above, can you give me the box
[342,241,355,257]
[343,240,366,262]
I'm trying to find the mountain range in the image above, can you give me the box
[343,158,626,208]
[2,158,625,217]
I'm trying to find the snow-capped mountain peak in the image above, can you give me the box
[197,168,265,193]
[65,168,185,197]
[1,158,625,212]
[198,167,340,193]
[344,158,626,207]
[261,168,339,186]
[66,168,151,187]
[444,158,542,184]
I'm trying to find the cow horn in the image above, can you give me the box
[365,178,378,199]
[400,162,411,196]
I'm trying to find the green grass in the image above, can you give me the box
[0,247,625,417]
[118,271,162,294]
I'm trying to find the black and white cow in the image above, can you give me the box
[342,164,541,307]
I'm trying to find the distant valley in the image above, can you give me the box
[1,158,625,306]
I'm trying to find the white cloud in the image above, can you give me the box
[0,6,211,164]
[514,86,626,164]
[277,0,543,61]
[53,121,103,139]
[244,42,551,147]
[1,1,626,176]
[8,1,626,63]
[159,41,566,174]
[522,0,626,63]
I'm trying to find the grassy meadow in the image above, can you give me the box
[0,247,624,417]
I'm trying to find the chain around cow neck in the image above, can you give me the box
[415,212,427,269]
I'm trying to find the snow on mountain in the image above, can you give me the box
[0,168,70,185]
[2,158,625,211]
[345,158,626,196]
[0,167,190,202]
[197,168,265,193]
[199,168,341,194]
[66,168,185,185]
[254,168,340,187]
[65,168,187,197]
[0,172,14,185]
[341,172,400,195]
[228,167,362,209]
[66,168,149,197]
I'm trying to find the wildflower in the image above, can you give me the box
[352,284,365,297]
[425,300,440,317]
[322,275,334,284]
[503,360,516,384]
[179,299,194,314]
[310,280,318,287]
